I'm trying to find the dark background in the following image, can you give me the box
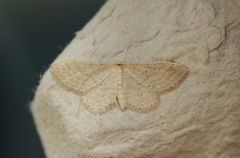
[0,0,105,157]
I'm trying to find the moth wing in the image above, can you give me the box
[50,61,118,114]
[123,71,160,113]
[123,62,189,113]
[50,61,113,94]
[80,71,118,114]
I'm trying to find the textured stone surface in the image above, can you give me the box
[31,0,240,157]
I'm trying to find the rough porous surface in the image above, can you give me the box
[31,0,240,157]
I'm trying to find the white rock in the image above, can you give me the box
[31,0,240,157]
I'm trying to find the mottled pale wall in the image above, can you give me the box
[32,0,240,157]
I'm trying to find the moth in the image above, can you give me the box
[50,61,189,114]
